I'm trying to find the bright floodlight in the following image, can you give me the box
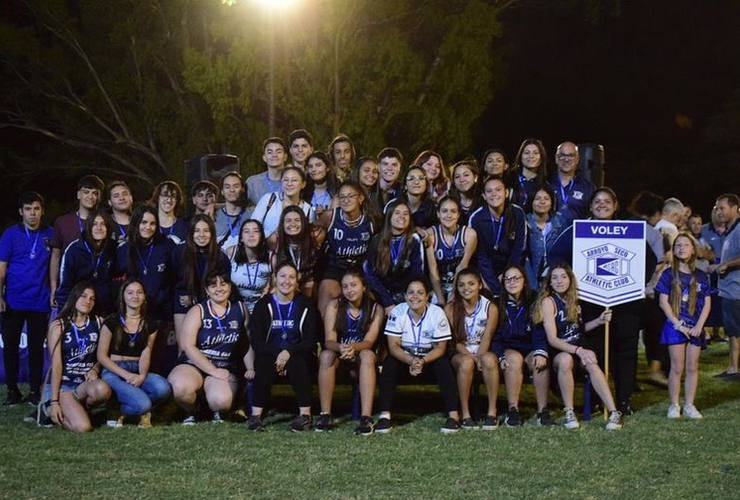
[254,0,298,9]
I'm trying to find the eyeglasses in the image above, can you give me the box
[159,193,176,200]
[407,176,427,182]
[504,275,523,283]
[338,193,359,201]
[557,153,577,160]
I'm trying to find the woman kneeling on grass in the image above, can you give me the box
[532,264,623,430]
[47,282,111,432]
[444,268,500,430]
[168,271,249,425]
[97,278,172,428]
[248,262,319,432]
[376,278,461,434]
[317,269,384,435]
[656,232,712,419]
[492,264,554,427]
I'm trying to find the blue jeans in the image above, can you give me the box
[101,361,172,416]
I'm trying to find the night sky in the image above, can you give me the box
[2,0,740,224]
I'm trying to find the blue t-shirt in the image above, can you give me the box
[0,223,53,312]
[719,219,740,300]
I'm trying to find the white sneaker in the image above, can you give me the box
[563,407,580,429]
[605,411,623,430]
[683,404,703,419]
[667,404,681,419]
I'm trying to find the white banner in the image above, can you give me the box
[572,220,646,307]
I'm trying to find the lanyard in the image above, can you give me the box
[464,299,482,339]
[390,237,404,266]
[267,175,282,194]
[288,245,301,272]
[407,306,428,350]
[437,225,459,262]
[71,318,89,353]
[24,225,40,259]
[245,260,259,289]
[116,223,127,240]
[311,190,331,208]
[489,213,505,251]
[82,240,103,278]
[208,299,230,332]
[559,179,574,206]
[137,244,154,276]
[224,207,246,239]
[76,213,84,234]
[507,302,525,330]
[272,295,295,340]
[120,314,142,347]
[159,223,174,236]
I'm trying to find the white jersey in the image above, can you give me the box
[230,259,271,313]
[462,296,491,354]
[385,303,451,356]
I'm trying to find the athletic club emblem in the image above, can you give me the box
[580,243,636,291]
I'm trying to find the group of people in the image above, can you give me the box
[2,129,739,435]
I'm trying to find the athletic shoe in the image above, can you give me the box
[683,404,703,419]
[247,415,265,432]
[211,411,224,424]
[440,417,461,434]
[563,407,580,429]
[354,416,374,436]
[375,417,393,434]
[714,370,739,380]
[25,404,53,428]
[460,417,478,430]
[138,412,152,429]
[667,404,681,419]
[106,411,124,428]
[605,411,623,430]
[648,371,669,387]
[233,408,248,422]
[3,388,22,407]
[289,414,312,432]
[315,413,332,432]
[536,409,556,427]
[27,391,41,407]
[481,415,499,430]
[182,414,197,426]
[504,407,522,427]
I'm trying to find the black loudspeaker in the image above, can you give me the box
[577,143,605,187]
[184,153,240,195]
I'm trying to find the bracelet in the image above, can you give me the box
[574,346,581,355]
[49,400,59,406]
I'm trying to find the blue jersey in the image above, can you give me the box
[655,267,712,345]
[431,225,469,297]
[325,208,374,270]
[491,300,548,358]
[57,239,116,315]
[189,300,246,370]
[0,223,53,312]
[551,294,582,346]
[59,316,102,384]
[117,240,176,319]
[337,304,378,344]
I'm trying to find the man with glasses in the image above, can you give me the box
[549,142,594,219]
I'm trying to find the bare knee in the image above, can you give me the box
[358,350,376,366]
[320,349,338,368]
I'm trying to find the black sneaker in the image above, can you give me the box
[247,415,265,432]
[440,417,461,434]
[354,416,374,436]
[27,391,41,407]
[460,417,478,430]
[618,401,634,416]
[504,407,522,427]
[375,417,393,434]
[315,413,332,432]
[4,388,22,407]
[289,414,312,432]
[26,404,53,428]
[211,411,224,424]
[536,409,556,427]
[481,415,499,430]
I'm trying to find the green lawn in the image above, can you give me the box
[1,342,739,500]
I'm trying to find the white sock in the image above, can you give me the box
[379,411,391,420]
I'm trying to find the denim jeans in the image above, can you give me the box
[101,361,172,416]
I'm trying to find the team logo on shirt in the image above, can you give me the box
[580,243,636,291]
[572,191,584,200]
[157,263,166,273]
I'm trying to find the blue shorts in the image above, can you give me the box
[60,381,81,393]
[722,299,740,337]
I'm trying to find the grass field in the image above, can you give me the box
[1,341,739,500]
